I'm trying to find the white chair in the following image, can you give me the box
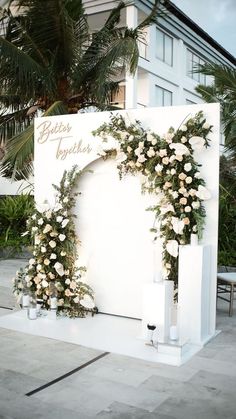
[217,272,236,316]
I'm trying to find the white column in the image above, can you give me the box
[178,245,215,346]
[142,281,174,343]
[176,39,185,105]
[125,5,138,109]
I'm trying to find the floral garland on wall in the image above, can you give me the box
[13,167,96,318]
[93,111,212,286]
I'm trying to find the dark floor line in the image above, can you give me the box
[25,351,110,397]
[98,311,141,321]
[0,305,13,310]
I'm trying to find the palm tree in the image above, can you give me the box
[196,63,236,266]
[196,63,236,159]
[0,0,165,180]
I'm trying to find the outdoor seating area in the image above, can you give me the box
[217,272,236,317]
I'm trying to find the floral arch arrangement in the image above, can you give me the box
[93,110,212,285]
[14,110,212,316]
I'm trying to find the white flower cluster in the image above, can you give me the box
[13,167,96,317]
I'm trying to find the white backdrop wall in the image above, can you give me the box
[34,104,220,319]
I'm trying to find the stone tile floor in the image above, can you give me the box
[0,259,236,419]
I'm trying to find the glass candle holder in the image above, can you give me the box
[22,293,30,309]
[27,306,37,320]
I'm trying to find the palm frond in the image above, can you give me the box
[1,101,68,180]
[137,0,167,30]
[0,36,52,100]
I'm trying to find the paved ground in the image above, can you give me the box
[0,259,236,419]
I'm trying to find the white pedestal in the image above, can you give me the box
[142,281,174,343]
[178,245,214,345]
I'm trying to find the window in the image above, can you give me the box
[156,86,172,107]
[187,49,206,84]
[156,28,173,66]
[110,85,125,109]
[186,99,196,105]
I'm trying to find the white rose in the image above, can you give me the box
[164,133,174,143]
[80,295,95,309]
[116,151,127,163]
[138,154,146,163]
[45,210,52,220]
[128,135,134,141]
[185,176,192,184]
[43,224,52,234]
[171,191,179,199]
[32,214,37,220]
[192,201,200,209]
[203,122,210,129]
[147,148,155,158]
[127,146,132,153]
[169,155,176,163]
[159,149,167,157]
[32,227,38,233]
[181,136,187,143]
[194,172,201,179]
[36,264,42,271]
[170,168,176,175]
[61,219,69,228]
[65,278,71,285]
[49,240,56,248]
[162,157,169,165]
[139,141,144,148]
[60,251,66,256]
[179,173,187,180]
[54,203,63,212]
[189,136,205,151]
[38,218,44,225]
[160,204,175,215]
[29,258,36,265]
[59,234,66,242]
[185,206,192,213]
[152,138,157,146]
[63,197,69,203]
[155,164,163,173]
[44,259,50,266]
[42,279,49,288]
[184,163,192,172]
[180,125,187,132]
[73,296,80,304]
[189,188,197,197]
[54,262,64,277]
[56,216,63,223]
[147,133,155,143]
[41,246,47,253]
[196,185,211,200]
[50,253,57,259]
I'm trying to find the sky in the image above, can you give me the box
[172,0,236,57]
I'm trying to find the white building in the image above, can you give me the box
[83,0,235,109]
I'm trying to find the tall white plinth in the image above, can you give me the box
[178,245,214,346]
[142,281,174,343]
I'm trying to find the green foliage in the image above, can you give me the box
[196,63,236,158]
[0,194,34,242]
[218,159,236,266]
[13,167,96,318]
